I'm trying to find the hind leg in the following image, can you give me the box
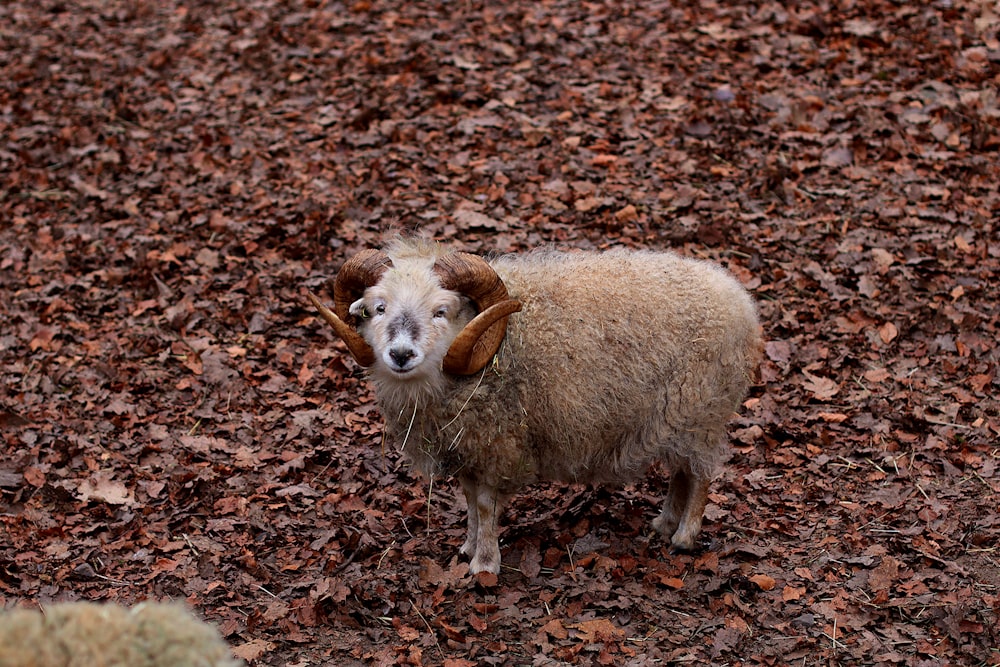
[458,478,479,559]
[652,465,710,551]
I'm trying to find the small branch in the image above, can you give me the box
[409,599,444,660]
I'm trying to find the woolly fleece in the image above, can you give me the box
[0,601,243,667]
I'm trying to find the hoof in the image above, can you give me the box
[469,555,501,576]
[651,515,678,538]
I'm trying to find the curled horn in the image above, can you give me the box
[307,248,392,367]
[434,253,522,375]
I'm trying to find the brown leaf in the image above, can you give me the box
[297,362,314,385]
[822,146,853,168]
[879,322,899,344]
[231,639,275,661]
[614,204,638,223]
[968,373,994,392]
[541,618,568,639]
[864,368,891,384]
[869,556,900,593]
[782,585,806,602]
[183,351,204,375]
[467,613,488,633]
[520,542,542,579]
[857,274,880,298]
[418,557,445,587]
[75,473,135,507]
[749,574,776,591]
[570,618,624,642]
[764,340,792,364]
[802,372,840,400]
[871,248,897,271]
[574,195,604,212]
[29,328,56,352]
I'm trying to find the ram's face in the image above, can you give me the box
[349,277,476,380]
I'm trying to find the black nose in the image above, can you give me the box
[389,347,415,367]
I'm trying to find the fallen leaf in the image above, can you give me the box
[782,585,806,602]
[614,204,638,222]
[231,639,275,661]
[879,322,898,344]
[541,618,568,640]
[802,372,840,400]
[864,368,891,383]
[765,340,792,364]
[75,473,135,507]
[750,574,776,591]
[23,466,46,487]
[822,146,853,168]
[570,618,625,642]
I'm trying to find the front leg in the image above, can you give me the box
[458,478,504,575]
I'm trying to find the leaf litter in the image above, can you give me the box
[1,0,998,665]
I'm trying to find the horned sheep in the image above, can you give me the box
[309,238,761,575]
[0,601,243,667]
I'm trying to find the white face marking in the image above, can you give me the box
[350,280,475,382]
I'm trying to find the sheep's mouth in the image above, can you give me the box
[386,362,422,378]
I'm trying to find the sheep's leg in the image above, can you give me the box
[652,467,709,551]
[468,484,503,575]
[652,467,689,538]
[458,478,479,560]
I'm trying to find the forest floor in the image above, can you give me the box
[2,0,999,665]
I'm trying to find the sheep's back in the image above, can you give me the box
[490,249,760,484]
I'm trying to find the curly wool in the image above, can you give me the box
[0,602,243,667]
[379,246,760,489]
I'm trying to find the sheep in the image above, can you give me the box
[0,601,243,667]
[308,238,762,575]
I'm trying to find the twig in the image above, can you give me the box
[399,401,419,452]
[440,364,488,433]
[375,541,397,570]
[90,572,130,587]
[864,458,888,476]
[626,626,661,644]
[922,417,973,430]
[409,598,444,660]
[181,532,200,556]
[822,617,848,652]
[426,475,433,535]
[566,544,577,582]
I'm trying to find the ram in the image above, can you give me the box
[309,238,761,575]
[0,601,242,667]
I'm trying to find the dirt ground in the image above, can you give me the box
[2,0,998,665]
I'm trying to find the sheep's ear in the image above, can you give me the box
[307,291,377,367]
[442,299,522,375]
[349,298,369,319]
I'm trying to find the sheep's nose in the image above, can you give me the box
[389,347,415,367]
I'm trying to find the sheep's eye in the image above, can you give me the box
[433,307,448,319]
[374,304,386,315]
